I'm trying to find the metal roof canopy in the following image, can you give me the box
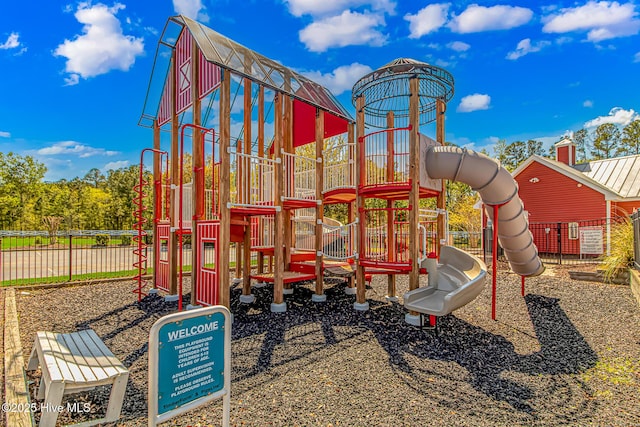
[351,58,454,129]
[139,15,353,128]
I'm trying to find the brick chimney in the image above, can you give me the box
[554,136,576,166]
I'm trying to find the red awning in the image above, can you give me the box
[292,99,349,147]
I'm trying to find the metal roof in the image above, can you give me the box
[573,155,640,199]
[139,15,352,128]
[351,58,454,128]
[183,16,352,114]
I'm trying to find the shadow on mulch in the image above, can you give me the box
[227,282,599,416]
[65,279,599,422]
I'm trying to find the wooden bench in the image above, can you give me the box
[26,329,129,427]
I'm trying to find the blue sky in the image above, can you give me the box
[1,0,639,181]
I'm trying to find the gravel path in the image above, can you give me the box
[13,266,640,426]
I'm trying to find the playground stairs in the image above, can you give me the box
[289,260,355,277]
[250,270,317,284]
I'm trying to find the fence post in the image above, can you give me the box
[68,234,73,281]
[557,222,562,265]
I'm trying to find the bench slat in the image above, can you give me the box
[39,331,77,383]
[69,330,121,380]
[61,332,103,383]
[34,332,62,382]
[79,330,128,376]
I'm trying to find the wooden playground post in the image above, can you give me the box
[436,99,447,256]
[273,93,285,307]
[408,77,420,291]
[190,39,203,306]
[235,139,243,282]
[314,108,325,298]
[355,95,367,305]
[169,52,179,296]
[152,120,161,288]
[257,86,266,274]
[346,123,356,291]
[218,69,231,309]
[242,77,252,298]
[386,111,396,299]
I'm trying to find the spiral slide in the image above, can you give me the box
[426,145,544,277]
[403,146,543,323]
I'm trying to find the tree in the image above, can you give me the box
[591,123,620,159]
[573,129,590,163]
[42,216,63,244]
[0,152,47,229]
[492,139,508,166]
[621,119,640,155]
[525,139,545,158]
[83,168,106,188]
[503,140,526,171]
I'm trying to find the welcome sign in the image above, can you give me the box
[149,306,231,426]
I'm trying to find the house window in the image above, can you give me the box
[568,222,579,240]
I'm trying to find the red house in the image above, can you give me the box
[511,138,640,256]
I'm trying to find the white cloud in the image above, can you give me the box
[299,10,387,52]
[457,93,491,112]
[54,3,144,84]
[634,51,640,62]
[173,0,209,22]
[0,131,10,138]
[285,0,395,17]
[506,38,551,60]
[302,63,373,95]
[584,107,640,127]
[36,141,120,158]
[583,100,594,107]
[449,4,533,33]
[0,32,20,49]
[542,1,640,42]
[404,3,450,38]
[447,41,470,52]
[102,160,130,171]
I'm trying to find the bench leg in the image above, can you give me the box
[27,342,40,371]
[39,381,64,427]
[104,373,129,422]
[36,370,50,400]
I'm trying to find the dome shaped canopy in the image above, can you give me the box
[352,58,454,128]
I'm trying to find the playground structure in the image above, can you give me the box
[136,15,543,321]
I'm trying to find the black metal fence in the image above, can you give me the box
[482,218,623,266]
[632,211,640,270]
[0,230,179,286]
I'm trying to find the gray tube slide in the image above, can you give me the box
[425,146,544,277]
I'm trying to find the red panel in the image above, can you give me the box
[176,30,192,114]
[293,99,348,147]
[612,201,640,217]
[515,161,606,223]
[556,145,573,165]
[199,51,221,98]
[157,77,172,126]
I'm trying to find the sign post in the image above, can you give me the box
[149,306,231,426]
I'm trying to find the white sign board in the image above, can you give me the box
[579,226,603,255]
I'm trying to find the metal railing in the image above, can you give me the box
[323,142,356,193]
[481,218,626,266]
[360,127,410,189]
[281,149,318,202]
[0,230,195,286]
[229,149,278,209]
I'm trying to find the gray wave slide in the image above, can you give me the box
[426,145,544,277]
